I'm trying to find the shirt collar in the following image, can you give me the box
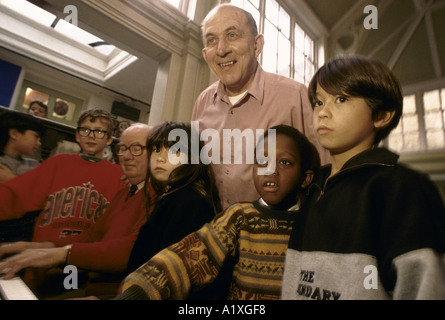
[258,197,300,211]
[213,64,265,106]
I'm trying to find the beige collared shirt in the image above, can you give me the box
[192,65,328,209]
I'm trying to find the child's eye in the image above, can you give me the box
[313,100,323,108]
[279,159,292,167]
[152,146,160,153]
[336,96,348,103]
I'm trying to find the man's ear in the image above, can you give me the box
[374,110,395,129]
[301,170,314,189]
[254,34,264,59]
[202,48,209,64]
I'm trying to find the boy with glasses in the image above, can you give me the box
[0,108,124,294]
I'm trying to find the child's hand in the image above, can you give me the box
[0,164,15,183]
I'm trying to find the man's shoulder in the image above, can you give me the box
[197,81,219,98]
[263,70,306,90]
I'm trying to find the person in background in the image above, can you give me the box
[115,125,320,300]
[0,124,153,298]
[0,111,45,182]
[192,4,329,210]
[0,108,124,295]
[281,55,445,300]
[27,100,48,118]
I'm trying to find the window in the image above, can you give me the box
[161,0,197,20]
[387,88,445,153]
[230,0,317,85]
[17,80,83,126]
[1,0,120,57]
[424,89,445,150]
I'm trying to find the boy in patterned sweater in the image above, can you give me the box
[115,125,320,300]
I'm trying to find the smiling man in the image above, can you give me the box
[193,4,328,210]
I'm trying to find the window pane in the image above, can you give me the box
[425,111,443,130]
[403,95,416,114]
[262,46,277,73]
[164,0,181,8]
[424,90,441,111]
[294,24,305,54]
[231,0,244,7]
[427,131,445,149]
[245,1,260,28]
[278,33,290,77]
[263,19,278,72]
[304,59,314,86]
[403,114,419,132]
[388,133,403,152]
[248,0,260,9]
[279,7,290,38]
[442,89,445,108]
[404,132,420,151]
[305,35,314,61]
[265,0,279,27]
[294,51,305,80]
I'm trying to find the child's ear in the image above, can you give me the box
[374,110,395,129]
[9,129,20,141]
[106,135,113,146]
[301,170,314,189]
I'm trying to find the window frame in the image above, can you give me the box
[229,0,322,85]
[386,84,445,154]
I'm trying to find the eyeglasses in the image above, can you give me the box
[116,143,146,156]
[77,127,108,139]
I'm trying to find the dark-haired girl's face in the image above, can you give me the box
[150,145,185,186]
[253,134,303,209]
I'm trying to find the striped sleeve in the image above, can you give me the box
[120,203,249,299]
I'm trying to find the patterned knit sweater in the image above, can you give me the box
[118,200,299,300]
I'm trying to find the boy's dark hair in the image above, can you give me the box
[0,110,45,155]
[258,124,321,175]
[28,100,48,116]
[308,55,403,145]
[144,121,221,215]
[77,108,114,138]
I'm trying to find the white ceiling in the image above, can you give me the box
[2,0,445,107]
[301,0,445,88]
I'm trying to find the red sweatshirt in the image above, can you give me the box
[57,185,154,273]
[0,154,124,243]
